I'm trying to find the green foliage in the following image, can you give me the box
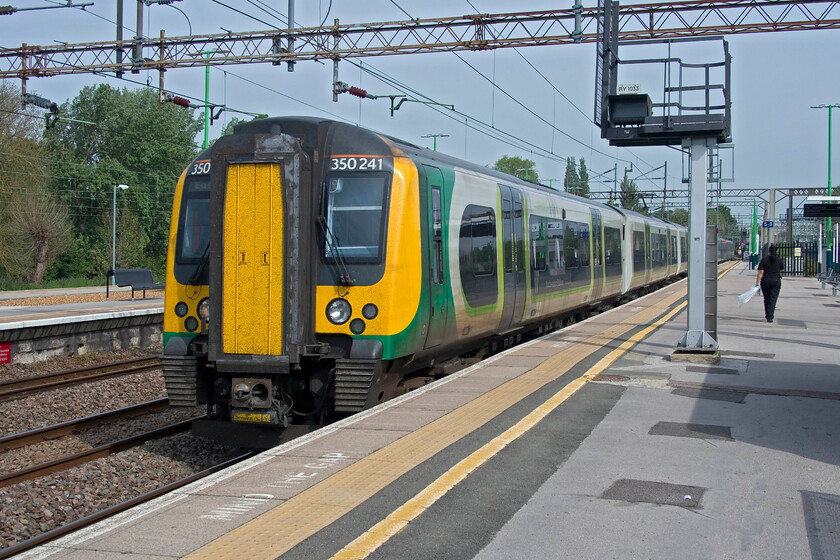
[619,175,645,213]
[564,157,580,195]
[707,205,741,241]
[578,158,590,198]
[42,84,203,278]
[218,117,247,139]
[492,155,540,183]
[0,82,73,283]
[653,205,740,240]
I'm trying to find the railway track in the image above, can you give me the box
[0,356,160,401]
[0,398,171,451]
[0,415,196,488]
[0,451,257,560]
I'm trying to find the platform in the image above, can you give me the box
[0,286,162,327]
[0,287,163,363]
[21,262,840,560]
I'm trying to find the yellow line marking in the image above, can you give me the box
[184,286,686,560]
[329,300,688,560]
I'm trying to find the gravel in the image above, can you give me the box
[0,293,246,551]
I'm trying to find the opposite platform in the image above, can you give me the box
[21,262,840,560]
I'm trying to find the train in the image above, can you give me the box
[161,116,703,448]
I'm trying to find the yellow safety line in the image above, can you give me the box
[330,301,688,560]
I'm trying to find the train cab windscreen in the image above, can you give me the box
[174,175,211,284]
[323,174,390,264]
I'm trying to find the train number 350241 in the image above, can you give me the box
[330,157,384,171]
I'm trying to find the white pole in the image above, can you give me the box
[112,184,129,283]
[112,185,117,282]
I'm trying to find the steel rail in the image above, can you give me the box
[0,451,257,560]
[0,356,161,401]
[1,1,838,78]
[0,418,195,488]
[0,398,170,451]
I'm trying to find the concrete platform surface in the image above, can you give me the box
[19,262,840,560]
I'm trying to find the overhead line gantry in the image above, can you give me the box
[1,0,838,80]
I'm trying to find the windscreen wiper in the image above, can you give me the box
[318,216,354,286]
[190,242,210,285]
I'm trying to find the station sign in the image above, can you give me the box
[804,203,840,218]
[0,342,10,364]
[762,220,774,228]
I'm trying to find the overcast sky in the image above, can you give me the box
[2,0,839,223]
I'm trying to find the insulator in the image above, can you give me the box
[0,6,17,16]
[171,96,191,108]
[347,86,368,99]
[22,93,56,111]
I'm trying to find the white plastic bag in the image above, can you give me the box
[738,285,761,307]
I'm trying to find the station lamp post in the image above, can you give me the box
[112,184,129,284]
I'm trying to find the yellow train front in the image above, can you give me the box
[162,117,425,448]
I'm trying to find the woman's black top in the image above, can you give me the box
[758,256,784,278]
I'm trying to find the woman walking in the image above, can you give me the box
[756,244,784,323]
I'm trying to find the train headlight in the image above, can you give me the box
[326,298,352,325]
[197,298,210,323]
[174,301,188,317]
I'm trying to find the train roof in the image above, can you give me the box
[222,117,684,229]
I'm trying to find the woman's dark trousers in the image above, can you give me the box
[760,276,782,322]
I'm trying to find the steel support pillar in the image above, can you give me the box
[676,137,718,354]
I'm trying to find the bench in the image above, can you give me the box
[829,277,840,297]
[108,268,165,300]
[817,267,835,289]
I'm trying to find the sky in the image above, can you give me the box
[2,0,839,226]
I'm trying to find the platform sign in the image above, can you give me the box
[762,220,774,228]
[804,203,840,218]
[0,342,10,364]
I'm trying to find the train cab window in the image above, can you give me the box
[176,176,211,263]
[323,174,390,263]
[173,175,211,285]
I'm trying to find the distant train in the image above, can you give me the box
[161,117,705,448]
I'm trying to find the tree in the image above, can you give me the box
[492,155,539,183]
[619,175,645,213]
[0,188,72,283]
[44,85,203,276]
[707,205,741,241]
[578,158,590,198]
[0,82,73,283]
[564,157,580,195]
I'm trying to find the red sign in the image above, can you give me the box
[0,342,10,364]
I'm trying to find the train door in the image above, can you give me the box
[499,185,526,333]
[423,165,449,349]
[591,209,604,301]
